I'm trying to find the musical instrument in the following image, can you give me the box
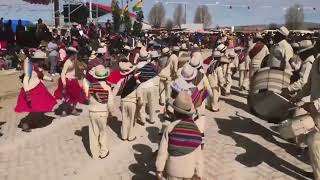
[248,67,293,122]
[279,114,315,139]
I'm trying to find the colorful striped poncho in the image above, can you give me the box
[190,87,208,108]
[137,62,159,82]
[89,82,109,104]
[168,118,202,156]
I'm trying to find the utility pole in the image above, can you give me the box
[89,0,93,22]
[53,0,60,27]
[184,3,187,24]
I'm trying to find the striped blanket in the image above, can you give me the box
[168,118,202,156]
[89,82,109,104]
[137,62,160,82]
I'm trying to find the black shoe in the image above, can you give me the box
[99,151,110,159]
[128,137,137,142]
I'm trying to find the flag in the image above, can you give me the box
[111,0,118,10]
[132,0,143,12]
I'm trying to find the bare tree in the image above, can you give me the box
[285,4,304,30]
[268,23,279,30]
[173,4,186,28]
[166,19,174,30]
[148,2,166,28]
[194,5,212,28]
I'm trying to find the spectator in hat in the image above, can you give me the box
[170,46,180,80]
[248,33,269,78]
[158,47,174,106]
[267,26,294,71]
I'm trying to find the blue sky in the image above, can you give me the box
[1,0,320,26]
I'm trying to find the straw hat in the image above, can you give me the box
[180,43,188,51]
[139,50,150,61]
[92,65,109,79]
[162,47,170,55]
[216,44,227,52]
[123,45,131,51]
[173,46,180,52]
[150,51,161,59]
[119,61,136,75]
[32,50,47,59]
[180,64,197,81]
[136,42,143,48]
[213,51,222,58]
[66,47,78,53]
[278,26,290,37]
[97,48,106,54]
[89,51,97,60]
[189,57,202,69]
[297,40,314,54]
[169,91,195,115]
[255,33,264,39]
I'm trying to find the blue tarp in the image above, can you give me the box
[3,20,34,32]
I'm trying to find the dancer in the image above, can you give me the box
[54,47,86,116]
[88,65,113,159]
[15,50,57,132]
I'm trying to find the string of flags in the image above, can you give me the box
[111,0,143,13]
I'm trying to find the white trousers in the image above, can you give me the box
[89,111,109,159]
[121,101,137,141]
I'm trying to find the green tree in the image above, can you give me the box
[123,10,132,34]
[112,2,122,32]
[132,11,144,36]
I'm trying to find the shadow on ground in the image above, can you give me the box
[75,126,91,157]
[18,112,55,130]
[215,115,311,180]
[107,115,122,139]
[129,144,156,180]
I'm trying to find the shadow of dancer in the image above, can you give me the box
[215,115,309,164]
[220,130,310,180]
[75,126,91,157]
[0,121,5,137]
[18,112,55,132]
[107,115,122,139]
[129,144,157,180]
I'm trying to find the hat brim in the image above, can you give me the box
[120,67,135,75]
[92,74,107,79]
[180,69,197,81]
[168,100,195,115]
[297,46,314,54]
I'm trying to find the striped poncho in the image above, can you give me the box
[168,118,202,156]
[190,87,208,108]
[89,82,109,104]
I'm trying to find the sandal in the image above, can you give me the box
[99,151,110,159]
[128,137,137,142]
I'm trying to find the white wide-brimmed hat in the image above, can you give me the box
[97,48,106,54]
[216,44,227,52]
[66,47,78,53]
[150,51,161,58]
[213,51,222,58]
[278,26,290,37]
[32,50,47,59]
[119,61,136,75]
[297,40,314,54]
[93,65,109,79]
[189,57,202,69]
[123,45,132,51]
[162,47,170,55]
[255,33,264,39]
[89,50,97,60]
[139,50,150,61]
[180,43,188,51]
[173,46,180,52]
[180,64,197,81]
[169,91,195,115]
[136,42,143,48]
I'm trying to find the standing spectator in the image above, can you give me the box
[47,40,59,76]
[16,19,26,47]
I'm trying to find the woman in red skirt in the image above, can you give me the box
[15,50,57,132]
[54,47,86,116]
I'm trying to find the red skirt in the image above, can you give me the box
[54,78,87,106]
[15,82,57,113]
